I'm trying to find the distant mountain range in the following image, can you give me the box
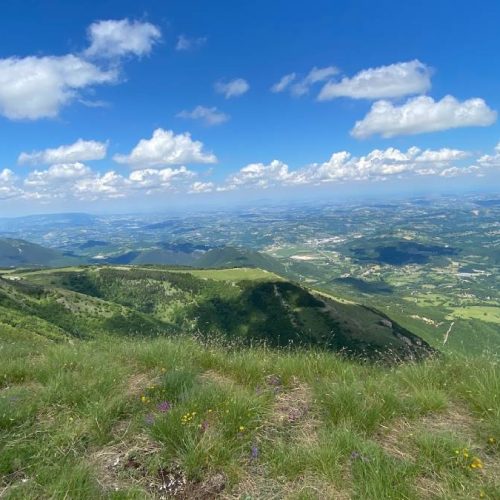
[0,237,286,273]
[0,238,83,268]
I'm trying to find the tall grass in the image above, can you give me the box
[1,333,499,498]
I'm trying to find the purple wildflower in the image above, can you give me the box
[145,413,155,425]
[250,443,259,461]
[157,401,172,413]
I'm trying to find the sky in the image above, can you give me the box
[1,0,500,215]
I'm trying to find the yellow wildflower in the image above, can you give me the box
[470,457,483,470]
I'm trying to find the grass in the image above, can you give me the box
[447,306,500,324]
[169,267,283,281]
[1,330,499,499]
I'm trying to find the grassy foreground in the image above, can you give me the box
[1,329,499,499]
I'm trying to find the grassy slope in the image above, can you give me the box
[1,333,499,499]
[1,266,499,498]
[9,266,434,359]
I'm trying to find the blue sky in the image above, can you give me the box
[1,0,500,215]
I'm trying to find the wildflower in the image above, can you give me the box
[487,436,496,445]
[239,425,246,432]
[470,457,483,469]
[250,444,259,461]
[141,395,149,403]
[157,401,171,413]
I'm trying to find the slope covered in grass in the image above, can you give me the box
[1,331,499,499]
[0,238,83,268]
[7,266,434,359]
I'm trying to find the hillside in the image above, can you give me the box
[2,266,433,360]
[0,238,84,268]
[1,319,499,498]
[194,247,287,274]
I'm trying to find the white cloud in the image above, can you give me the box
[439,166,481,177]
[113,128,217,168]
[128,167,195,190]
[175,35,207,51]
[415,148,470,164]
[73,171,127,200]
[270,73,296,93]
[18,139,107,165]
[352,95,497,138]
[477,142,500,168]
[24,163,92,187]
[214,78,249,98]
[85,19,161,58]
[220,146,476,190]
[177,105,229,126]
[189,181,215,193]
[5,142,500,206]
[318,60,431,101]
[272,67,338,97]
[0,55,116,120]
[0,169,22,200]
[291,66,339,96]
[225,160,292,190]
[0,18,161,121]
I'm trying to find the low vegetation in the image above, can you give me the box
[1,332,499,499]
[1,265,498,498]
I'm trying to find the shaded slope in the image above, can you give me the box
[0,238,84,268]
[194,246,286,274]
[21,266,435,360]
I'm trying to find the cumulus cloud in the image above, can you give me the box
[18,139,107,165]
[225,160,292,190]
[0,19,161,120]
[352,95,497,138]
[0,55,116,120]
[85,19,161,58]
[220,146,477,190]
[318,60,431,101]
[113,128,217,168]
[5,142,500,206]
[177,106,229,126]
[477,142,500,168]
[189,181,215,193]
[175,34,207,51]
[214,78,249,98]
[0,169,22,200]
[128,166,195,190]
[24,163,92,187]
[73,171,126,200]
[291,147,459,184]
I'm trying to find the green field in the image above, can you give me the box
[170,267,283,281]
[447,306,500,324]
